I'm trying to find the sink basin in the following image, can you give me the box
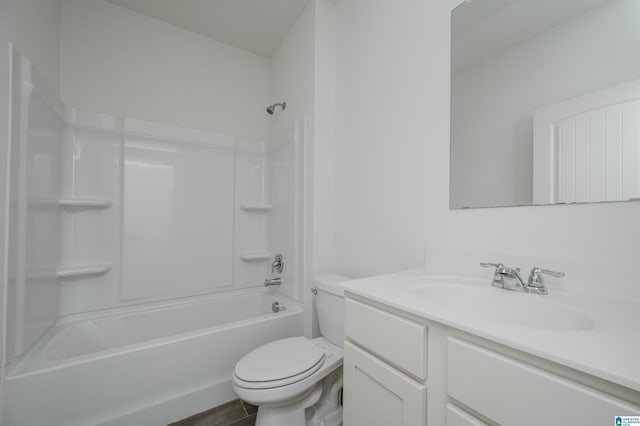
[410,282,594,331]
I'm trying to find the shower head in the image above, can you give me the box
[266,102,286,115]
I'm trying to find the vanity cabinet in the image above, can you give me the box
[343,294,640,426]
[343,298,428,426]
[343,341,426,426]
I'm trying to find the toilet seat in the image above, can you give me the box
[234,337,326,390]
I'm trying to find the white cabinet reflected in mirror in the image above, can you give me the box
[450,0,640,209]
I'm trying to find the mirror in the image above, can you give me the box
[450,0,640,209]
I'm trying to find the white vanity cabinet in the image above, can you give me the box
[343,293,640,426]
[343,298,427,425]
[343,342,426,426]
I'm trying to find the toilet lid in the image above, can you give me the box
[234,337,325,387]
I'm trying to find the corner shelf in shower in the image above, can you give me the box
[239,252,272,262]
[56,263,112,278]
[58,198,113,208]
[240,203,272,213]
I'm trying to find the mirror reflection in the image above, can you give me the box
[450,0,640,209]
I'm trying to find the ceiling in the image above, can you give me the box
[106,0,312,57]
[452,0,613,72]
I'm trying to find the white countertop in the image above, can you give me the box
[342,268,640,393]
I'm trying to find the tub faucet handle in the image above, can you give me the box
[272,254,284,274]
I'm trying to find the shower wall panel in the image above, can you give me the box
[267,120,305,302]
[234,139,269,286]
[58,114,122,315]
[41,107,305,316]
[58,109,274,314]
[122,130,235,300]
[7,48,64,358]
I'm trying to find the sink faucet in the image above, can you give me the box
[480,262,526,291]
[527,267,565,294]
[480,263,564,295]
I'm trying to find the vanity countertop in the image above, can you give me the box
[342,268,640,393]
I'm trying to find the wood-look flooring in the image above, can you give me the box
[169,399,257,426]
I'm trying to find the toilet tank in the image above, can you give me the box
[314,274,351,348]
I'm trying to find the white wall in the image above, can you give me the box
[327,0,640,299]
[451,0,640,208]
[331,0,430,278]
[0,0,61,97]
[0,38,7,422]
[313,0,337,277]
[0,0,61,414]
[270,4,315,137]
[60,0,272,140]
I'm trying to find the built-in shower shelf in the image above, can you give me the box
[28,197,58,208]
[240,203,272,213]
[239,252,272,262]
[25,268,58,280]
[57,263,112,278]
[58,198,113,208]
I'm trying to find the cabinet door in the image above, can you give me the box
[343,342,426,426]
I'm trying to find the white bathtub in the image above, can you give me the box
[3,288,303,426]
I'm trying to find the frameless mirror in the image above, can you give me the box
[450,0,640,209]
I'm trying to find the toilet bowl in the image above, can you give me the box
[233,274,350,426]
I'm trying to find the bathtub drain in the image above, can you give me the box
[272,301,286,312]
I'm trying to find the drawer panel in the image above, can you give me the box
[447,338,640,425]
[345,298,427,380]
[446,404,487,426]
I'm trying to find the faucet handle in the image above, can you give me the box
[528,267,564,287]
[272,253,284,274]
[480,262,506,288]
[532,267,564,278]
[480,262,504,269]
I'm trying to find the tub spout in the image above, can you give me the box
[264,277,282,287]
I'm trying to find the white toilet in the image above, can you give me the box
[233,274,350,426]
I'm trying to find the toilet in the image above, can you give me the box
[233,274,350,426]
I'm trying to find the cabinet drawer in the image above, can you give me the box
[447,338,640,425]
[345,298,427,380]
[446,404,487,426]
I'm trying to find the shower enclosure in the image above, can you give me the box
[3,47,306,425]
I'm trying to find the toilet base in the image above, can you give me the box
[307,368,343,426]
[309,407,342,426]
[255,383,323,426]
[253,368,343,426]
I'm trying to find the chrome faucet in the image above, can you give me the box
[264,277,282,287]
[480,263,564,295]
[480,262,526,291]
[272,253,284,274]
[527,267,565,294]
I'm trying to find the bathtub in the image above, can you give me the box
[3,288,303,426]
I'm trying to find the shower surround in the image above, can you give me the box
[5,48,306,425]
